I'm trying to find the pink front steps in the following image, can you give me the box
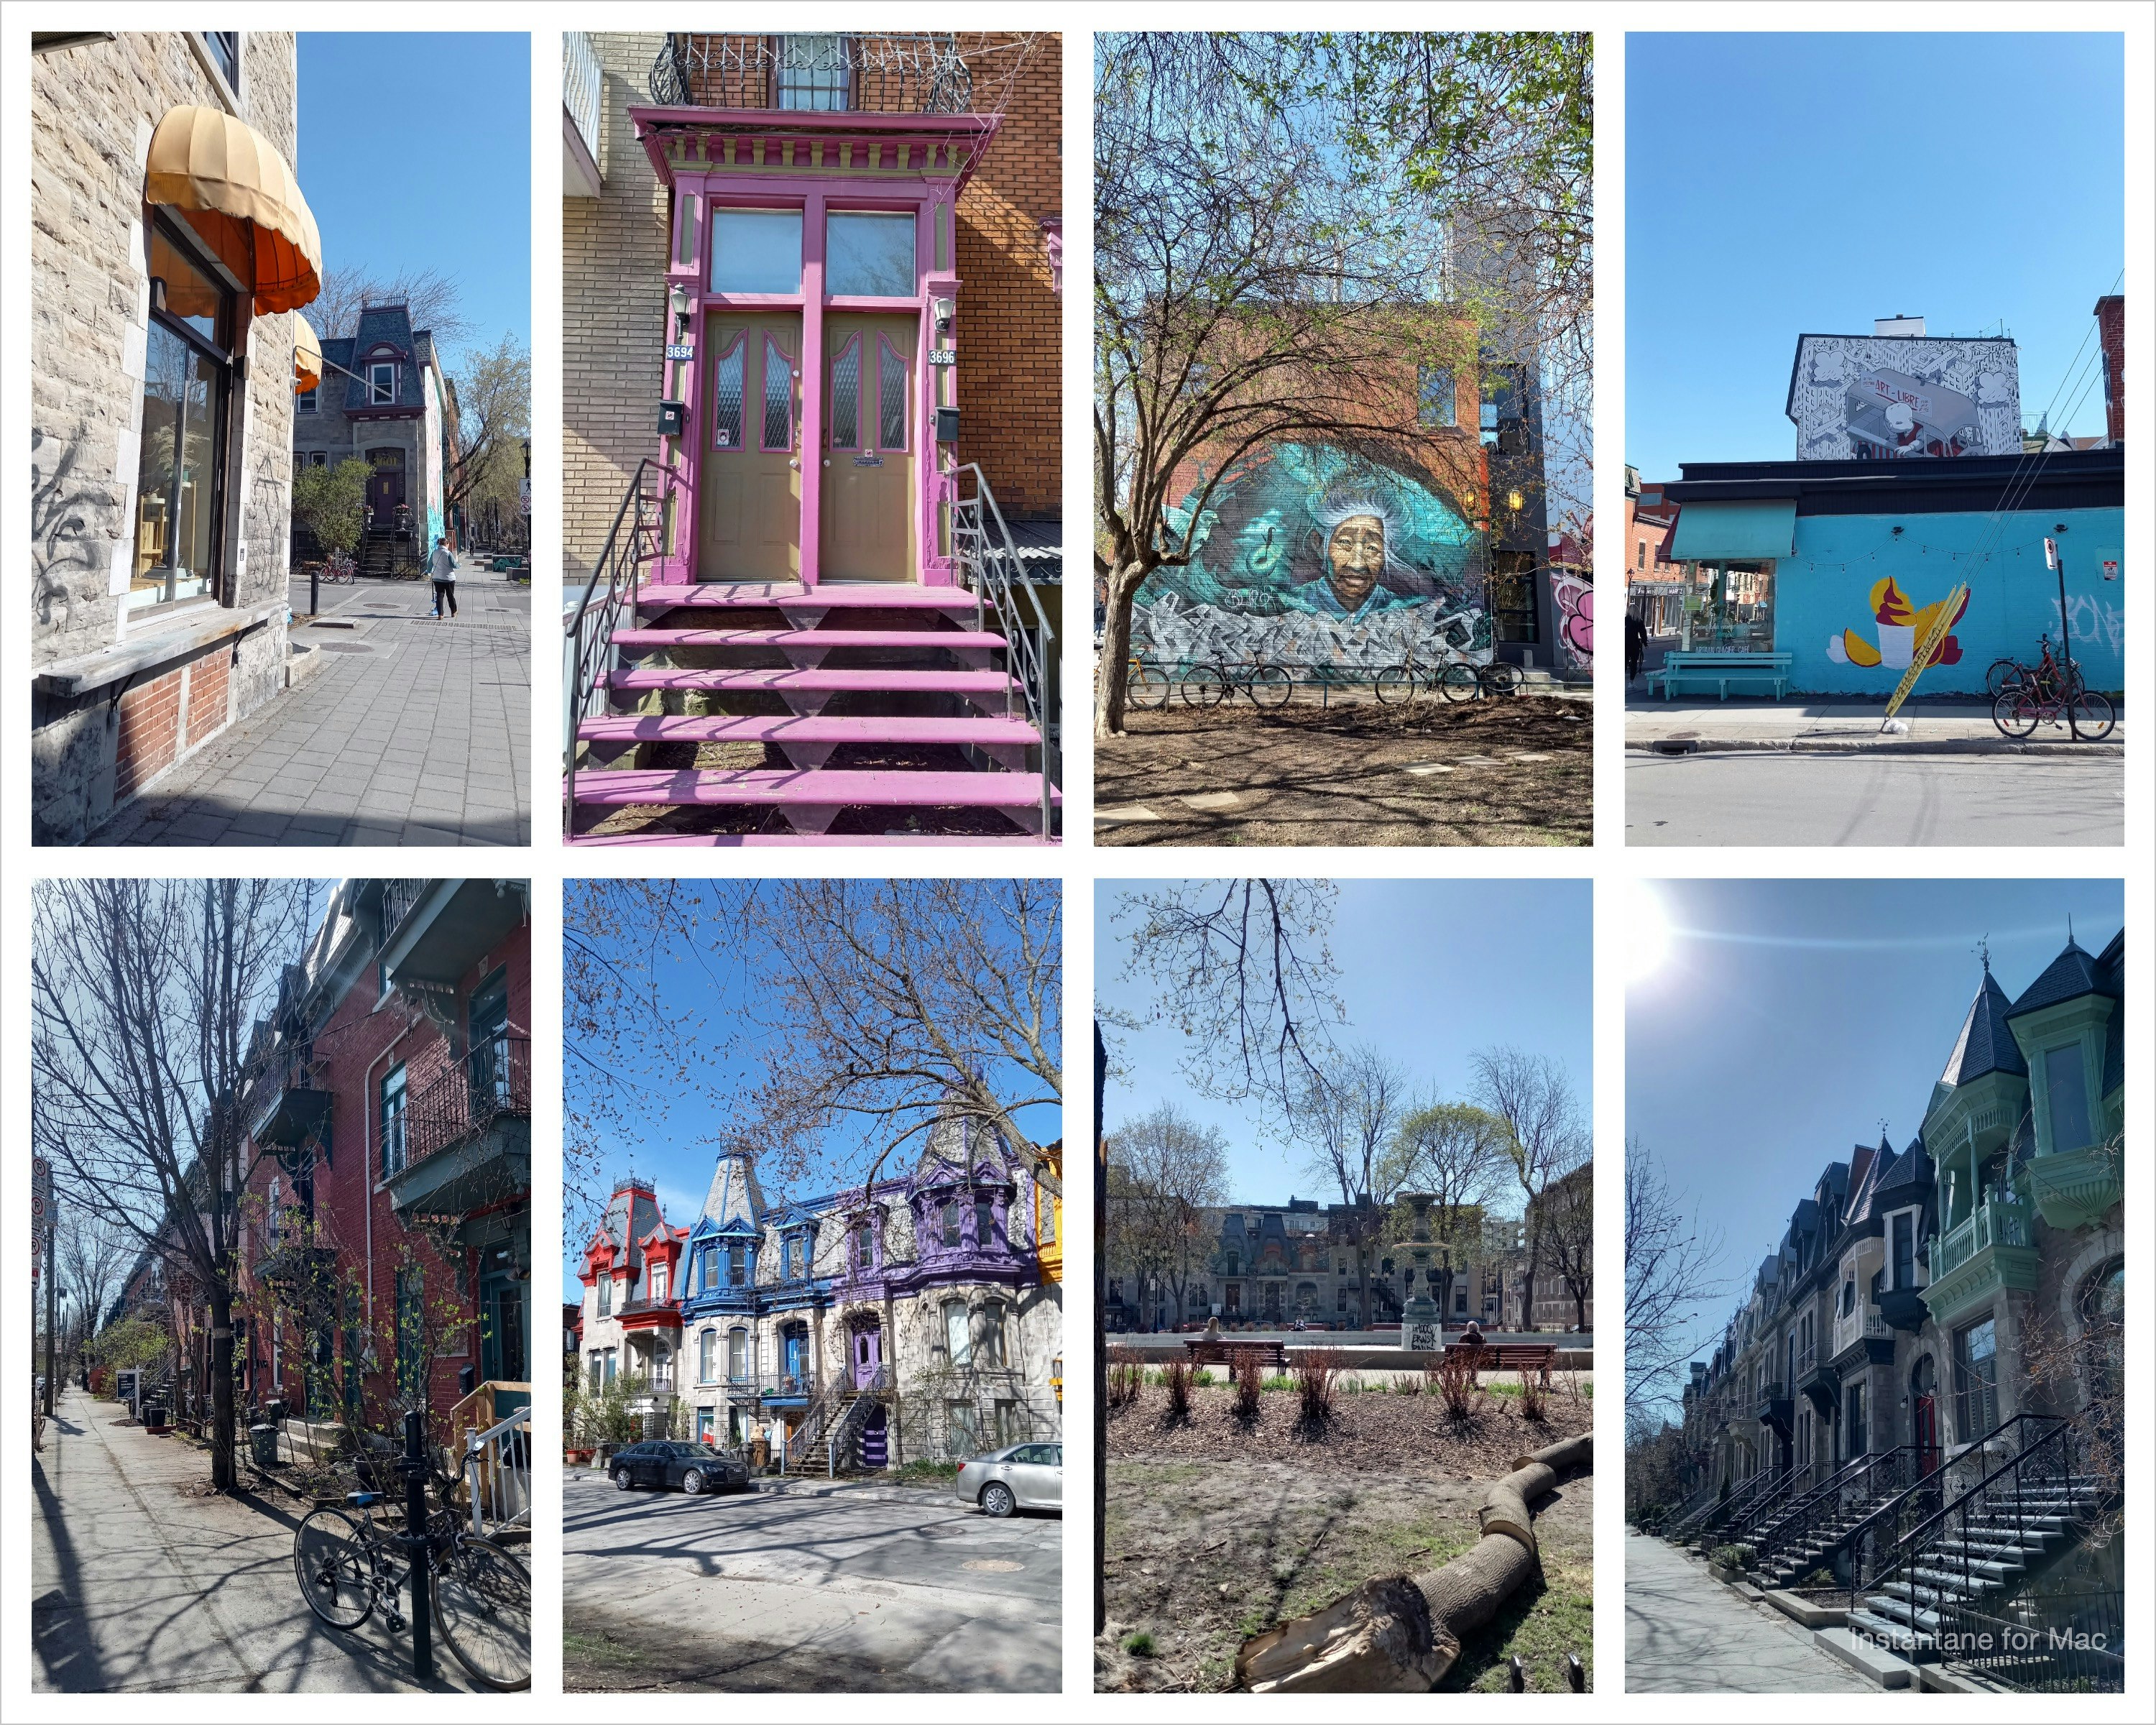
[568,581,1057,842]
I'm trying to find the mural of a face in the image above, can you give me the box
[1325,514,1386,613]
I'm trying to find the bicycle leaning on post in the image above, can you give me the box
[291,1464,531,1690]
[1374,651,1521,704]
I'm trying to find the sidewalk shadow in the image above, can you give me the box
[32,1454,110,1692]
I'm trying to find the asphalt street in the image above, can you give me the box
[563,1469,1061,1691]
[32,1386,481,1693]
[1626,1532,1875,1693]
[1626,753,2125,846]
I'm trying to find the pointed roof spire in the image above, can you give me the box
[2006,934,2106,1021]
[699,1144,765,1233]
[1941,965,2027,1085]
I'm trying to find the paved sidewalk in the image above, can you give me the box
[1626,1532,1875,1693]
[88,556,530,847]
[31,1386,479,1692]
[1626,694,2124,756]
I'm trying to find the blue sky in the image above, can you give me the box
[1626,32,2124,479]
[1095,880,1593,1205]
[563,885,1063,1302]
[297,33,530,370]
[1626,876,2123,1377]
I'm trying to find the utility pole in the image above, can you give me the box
[45,1213,59,1419]
[2045,535,2081,740]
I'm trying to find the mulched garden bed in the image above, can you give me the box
[1107,1381,1590,1478]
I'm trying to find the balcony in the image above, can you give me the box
[1756,1381,1793,1432]
[1830,1305,1897,1367]
[1922,1194,2040,1326]
[252,1052,332,1151]
[252,1236,337,1294]
[648,32,975,114]
[564,30,603,196]
[379,879,528,996]
[1797,1351,1840,1417]
[615,1297,683,1331]
[384,1036,530,1230]
[2026,1141,2123,1231]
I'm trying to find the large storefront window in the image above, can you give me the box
[1679,559,1776,650]
[134,219,232,612]
[1488,554,1540,645]
[711,209,803,295]
[826,211,915,296]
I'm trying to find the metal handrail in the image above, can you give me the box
[949,461,1056,835]
[649,32,975,113]
[1694,1463,1791,1549]
[395,1035,530,1170]
[1749,1445,1921,1571]
[565,459,680,831]
[464,1405,531,1537]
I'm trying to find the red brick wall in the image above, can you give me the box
[114,669,182,800]
[953,33,1061,520]
[2095,295,2124,446]
[185,650,229,746]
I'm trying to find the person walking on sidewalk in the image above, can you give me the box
[1626,609,1647,683]
[430,535,459,618]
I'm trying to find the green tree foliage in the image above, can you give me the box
[91,1315,171,1374]
[291,457,372,556]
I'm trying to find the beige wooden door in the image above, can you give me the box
[820,312,917,581]
[697,312,801,581]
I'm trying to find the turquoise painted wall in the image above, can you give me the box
[1775,507,2124,694]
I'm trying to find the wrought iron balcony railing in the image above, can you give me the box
[383,1034,530,1174]
[649,32,974,114]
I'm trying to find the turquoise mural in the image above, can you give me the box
[1135,443,1488,671]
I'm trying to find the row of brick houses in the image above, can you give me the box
[571,1124,1063,1467]
[29,29,321,845]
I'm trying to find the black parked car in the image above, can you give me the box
[609,1440,750,1496]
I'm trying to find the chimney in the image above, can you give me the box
[2094,294,2124,446]
[1874,315,1926,338]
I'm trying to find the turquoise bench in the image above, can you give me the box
[1649,650,1792,701]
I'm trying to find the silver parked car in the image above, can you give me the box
[954,1441,1061,1517]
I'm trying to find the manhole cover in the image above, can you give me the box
[962,1559,1023,1573]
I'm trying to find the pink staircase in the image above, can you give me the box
[568,580,1058,842]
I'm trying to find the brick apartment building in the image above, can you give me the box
[2093,293,2124,447]
[29,31,322,845]
[239,878,533,1445]
[561,31,1061,579]
[558,32,1064,842]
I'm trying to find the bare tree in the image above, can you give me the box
[1104,1104,1230,1329]
[1471,1045,1588,1333]
[445,333,530,527]
[1623,1136,1726,1426]
[1294,1046,1411,1329]
[1538,1161,1594,1332]
[308,264,473,349]
[1389,1098,1510,1320]
[32,878,312,1490]
[55,1210,134,1377]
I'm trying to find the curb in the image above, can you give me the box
[1628,737,2123,758]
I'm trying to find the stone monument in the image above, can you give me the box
[1398,1193,1444,1353]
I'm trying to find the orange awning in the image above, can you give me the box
[294,312,322,392]
[144,104,321,313]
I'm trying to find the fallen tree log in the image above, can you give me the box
[1235,1434,1592,1692]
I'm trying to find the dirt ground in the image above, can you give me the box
[1095,1453,1593,1693]
[566,1609,934,1693]
[1095,694,1592,845]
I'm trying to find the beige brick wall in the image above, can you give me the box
[563,32,671,582]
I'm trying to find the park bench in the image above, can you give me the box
[1449,1340,1559,1383]
[1647,650,1792,701]
[1183,1338,1290,1372]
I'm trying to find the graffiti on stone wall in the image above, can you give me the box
[32,426,114,633]
[1135,442,1488,671]
[1550,570,1593,668]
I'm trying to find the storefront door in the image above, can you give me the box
[699,311,802,581]
[820,313,917,581]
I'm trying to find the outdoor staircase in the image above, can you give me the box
[781,1369,893,1477]
[566,461,1058,845]
[359,528,401,577]
[1746,1448,1926,1588]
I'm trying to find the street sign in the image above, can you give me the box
[517,478,530,518]
[2043,536,2059,571]
[2102,559,2118,581]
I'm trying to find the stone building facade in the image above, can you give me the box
[668,1118,1062,1468]
[1678,932,2124,1496]
[574,1179,688,1420]
[30,31,316,844]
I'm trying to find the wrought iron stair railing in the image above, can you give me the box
[1746,1445,1925,1578]
[949,461,1056,834]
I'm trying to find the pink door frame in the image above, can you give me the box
[632,108,1000,588]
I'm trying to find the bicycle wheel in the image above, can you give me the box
[1373,666,1417,706]
[1245,664,1294,709]
[293,1508,374,1630]
[1480,661,1524,697]
[1992,689,2040,739]
[1127,665,1169,710]
[1437,661,1481,703]
[1179,664,1229,709]
[433,1535,530,1691]
[1984,658,2022,699]
[2068,690,2116,740]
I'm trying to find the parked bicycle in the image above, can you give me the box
[1126,654,1233,710]
[322,549,357,585]
[1984,635,2084,702]
[1376,656,1522,703]
[292,1473,530,1690]
[1991,673,2114,741]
